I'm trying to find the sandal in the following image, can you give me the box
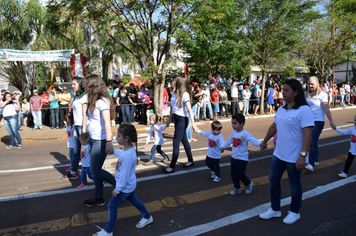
[182,162,194,168]
[162,168,174,173]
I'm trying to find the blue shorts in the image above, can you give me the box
[212,102,220,113]
[255,98,260,105]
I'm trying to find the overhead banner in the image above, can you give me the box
[0,49,74,61]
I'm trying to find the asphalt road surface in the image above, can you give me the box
[0,108,356,236]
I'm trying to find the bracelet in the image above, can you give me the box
[106,140,112,143]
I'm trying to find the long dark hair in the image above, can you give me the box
[73,76,85,96]
[284,79,308,106]
[118,124,138,159]
[85,74,115,120]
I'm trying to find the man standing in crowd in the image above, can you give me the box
[345,81,351,105]
[30,89,43,130]
[231,79,240,115]
[128,83,137,124]
[40,88,50,126]
[58,87,71,129]
[137,84,150,124]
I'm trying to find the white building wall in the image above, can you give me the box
[333,60,356,83]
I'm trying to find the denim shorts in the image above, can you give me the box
[212,102,219,113]
[255,98,260,105]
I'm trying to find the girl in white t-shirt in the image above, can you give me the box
[162,77,198,173]
[83,74,116,207]
[259,79,314,225]
[93,124,153,236]
[64,113,74,173]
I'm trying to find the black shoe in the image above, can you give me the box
[162,168,175,173]
[83,196,105,207]
[182,162,194,168]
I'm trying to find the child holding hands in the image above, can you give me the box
[333,115,356,178]
[77,132,94,189]
[144,114,170,165]
[93,124,153,236]
[221,113,261,195]
[197,120,225,182]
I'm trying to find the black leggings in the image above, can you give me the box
[169,114,193,169]
[343,152,355,174]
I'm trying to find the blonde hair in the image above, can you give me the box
[306,76,322,98]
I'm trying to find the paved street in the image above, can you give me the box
[0,108,356,236]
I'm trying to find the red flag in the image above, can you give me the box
[184,64,189,77]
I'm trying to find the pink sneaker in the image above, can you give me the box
[77,183,88,189]
[65,166,72,173]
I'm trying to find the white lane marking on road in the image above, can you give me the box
[0,137,349,174]
[161,176,356,236]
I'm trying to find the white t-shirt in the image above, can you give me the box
[113,88,120,98]
[87,98,110,140]
[336,127,356,155]
[171,92,190,117]
[113,147,137,193]
[231,82,238,98]
[72,93,87,126]
[305,91,328,122]
[198,130,225,159]
[146,124,167,145]
[21,103,30,112]
[223,129,261,161]
[242,90,250,100]
[273,105,314,163]
[66,125,74,148]
[2,103,17,117]
[345,84,351,93]
[81,144,91,167]
[201,89,210,102]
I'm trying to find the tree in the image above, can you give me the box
[53,0,208,119]
[239,0,319,113]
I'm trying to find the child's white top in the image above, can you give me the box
[336,127,356,155]
[21,102,30,112]
[305,91,328,122]
[146,124,167,145]
[242,90,250,100]
[273,105,314,163]
[113,147,137,194]
[72,93,87,126]
[81,144,91,167]
[198,130,225,159]
[171,91,190,117]
[87,98,110,140]
[223,129,261,161]
[66,125,74,148]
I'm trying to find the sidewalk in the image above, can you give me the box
[1,105,355,143]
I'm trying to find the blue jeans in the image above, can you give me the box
[32,111,42,129]
[72,126,82,173]
[81,167,94,185]
[243,100,249,115]
[105,191,151,233]
[20,111,30,126]
[206,156,220,177]
[219,103,229,117]
[230,158,250,189]
[269,155,302,213]
[90,139,116,198]
[150,145,168,160]
[193,104,200,120]
[309,121,324,166]
[185,114,192,140]
[50,108,59,128]
[170,115,193,169]
[120,105,130,123]
[129,105,135,123]
[17,110,21,129]
[4,115,22,146]
[333,95,338,106]
[202,101,212,119]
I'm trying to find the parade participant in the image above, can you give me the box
[304,76,336,172]
[162,76,198,173]
[83,74,116,207]
[259,79,314,224]
[77,132,94,189]
[92,124,153,236]
[0,92,22,149]
[221,114,261,194]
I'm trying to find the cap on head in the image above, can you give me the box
[33,89,38,93]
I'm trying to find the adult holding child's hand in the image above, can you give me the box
[162,76,197,173]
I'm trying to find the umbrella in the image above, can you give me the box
[125,77,146,87]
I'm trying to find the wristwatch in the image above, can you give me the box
[300,151,307,157]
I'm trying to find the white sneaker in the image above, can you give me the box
[213,176,221,182]
[259,208,282,220]
[314,162,319,167]
[136,215,153,228]
[92,227,113,236]
[211,171,216,179]
[338,171,347,178]
[245,181,254,195]
[283,211,300,224]
[229,188,241,196]
[305,163,314,172]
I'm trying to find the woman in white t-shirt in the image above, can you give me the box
[304,76,336,171]
[63,76,88,179]
[83,74,116,207]
[259,79,314,224]
[162,77,198,173]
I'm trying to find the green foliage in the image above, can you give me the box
[281,65,296,81]
[35,61,47,90]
